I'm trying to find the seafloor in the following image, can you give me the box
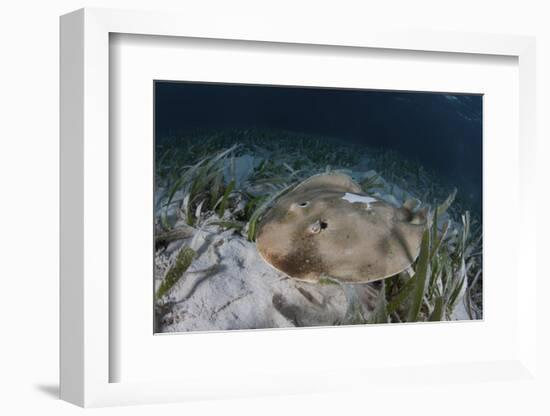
[154,128,483,332]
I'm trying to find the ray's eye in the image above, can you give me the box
[298,201,309,207]
[309,221,321,234]
[308,219,327,234]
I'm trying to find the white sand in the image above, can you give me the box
[156,227,380,332]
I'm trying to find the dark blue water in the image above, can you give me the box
[155,81,482,212]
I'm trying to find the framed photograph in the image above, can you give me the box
[151,80,483,334]
[60,8,538,407]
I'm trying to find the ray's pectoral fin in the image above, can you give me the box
[411,206,428,225]
[399,199,428,225]
[403,198,421,212]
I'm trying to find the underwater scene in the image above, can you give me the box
[154,82,483,333]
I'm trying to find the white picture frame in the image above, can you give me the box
[60,7,538,408]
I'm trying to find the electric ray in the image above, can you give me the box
[256,173,428,283]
